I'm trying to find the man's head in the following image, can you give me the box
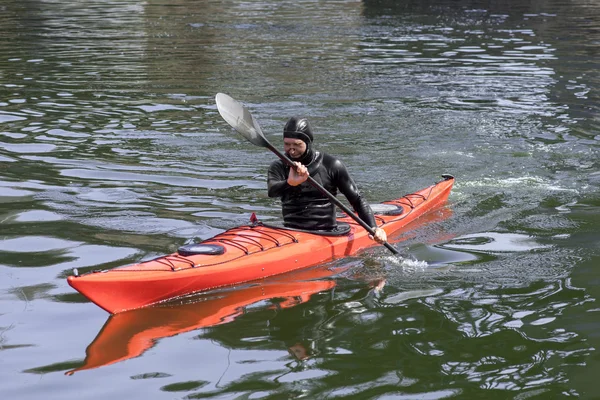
[283,117,313,160]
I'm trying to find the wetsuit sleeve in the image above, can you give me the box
[267,160,290,198]
[331,159,378,228]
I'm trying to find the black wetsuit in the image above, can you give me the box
[267,150,377,230]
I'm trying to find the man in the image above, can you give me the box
[267,116,387,244]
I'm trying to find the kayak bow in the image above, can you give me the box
[67,175,454,313]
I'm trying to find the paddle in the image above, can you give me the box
[215,93,399,255]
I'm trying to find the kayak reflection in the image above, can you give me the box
[66,263,357,375]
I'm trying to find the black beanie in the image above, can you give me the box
[283,117,314,144]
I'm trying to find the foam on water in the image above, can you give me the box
[385,255,430,272]
[459,175,579,193]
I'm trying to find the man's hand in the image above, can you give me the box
[370,227,387,244]
[287,162,309,186]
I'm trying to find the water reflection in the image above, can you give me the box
[64,263,368,375]
[165,275,590,398]
[442,231,549,253]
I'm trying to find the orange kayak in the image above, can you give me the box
[67,175,454,313]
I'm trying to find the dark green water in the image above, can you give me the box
[1,0,599,398]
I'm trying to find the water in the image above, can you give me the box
[1,0,599,398]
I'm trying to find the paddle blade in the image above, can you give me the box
[215,93,270,148]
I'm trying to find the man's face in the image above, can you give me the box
[283,138,307,160]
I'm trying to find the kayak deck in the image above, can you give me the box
[67,175,454,313]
